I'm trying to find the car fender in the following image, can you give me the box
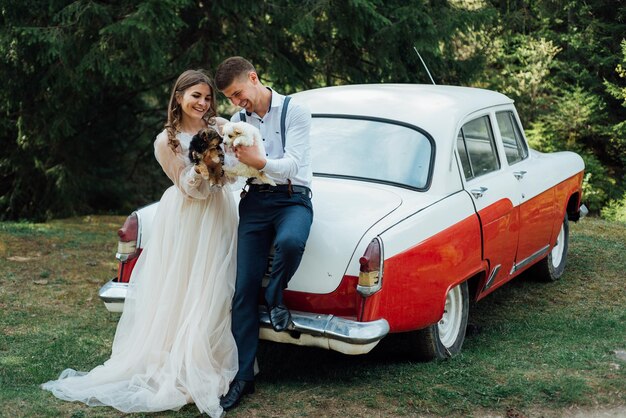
[359,191,483,332]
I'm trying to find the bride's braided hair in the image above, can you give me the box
[165,70,218,152]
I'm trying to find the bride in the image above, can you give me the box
[42,70,238,417]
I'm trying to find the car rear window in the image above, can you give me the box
[310,116,433,189]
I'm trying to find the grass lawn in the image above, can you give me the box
[0,215,625,417]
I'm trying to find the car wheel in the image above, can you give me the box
[532,214,569,282]
[410,281,469,360]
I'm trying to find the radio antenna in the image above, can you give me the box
[413,47,436,85]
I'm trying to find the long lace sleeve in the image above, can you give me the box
[153,131,220,199]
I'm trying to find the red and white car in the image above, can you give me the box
[100,84,587,360]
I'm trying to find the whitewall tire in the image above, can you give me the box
[533,214,569,282]
[410,281,469,360]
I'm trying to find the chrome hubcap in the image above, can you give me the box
[551,222,565,268]
[438,284,463,348]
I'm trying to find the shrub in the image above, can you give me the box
[601,191,626,223]
[579,152,619,213]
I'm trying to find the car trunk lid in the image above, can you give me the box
[277,178,402,294]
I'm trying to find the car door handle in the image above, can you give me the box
[470,187,488,199]
[513,170,527,180]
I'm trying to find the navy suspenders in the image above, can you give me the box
[239,96,291,152]
[238,96,294,196]
[279,96,291,151]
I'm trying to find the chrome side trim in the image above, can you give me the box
[484,264,501,290]
[510,244,550,274]
[259,308,389,345]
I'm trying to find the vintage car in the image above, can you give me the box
[99,84,587,360]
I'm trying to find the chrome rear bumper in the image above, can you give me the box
[98,279,127,313]
[259,308,389,355]
[570,203,589,222]
[98,279,389,354]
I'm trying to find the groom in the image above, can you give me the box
[215,56,313,411]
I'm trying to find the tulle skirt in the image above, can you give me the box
[42,185,238,417]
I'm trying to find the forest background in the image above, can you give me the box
[1,0,625,222]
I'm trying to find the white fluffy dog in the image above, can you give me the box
[222,121,276,186]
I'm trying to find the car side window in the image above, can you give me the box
[496,111,529,165]
[456,115,500,181]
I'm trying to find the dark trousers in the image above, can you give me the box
[232,188,313,381]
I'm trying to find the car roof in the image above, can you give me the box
[292,84,515,196]
[292,84,513,134]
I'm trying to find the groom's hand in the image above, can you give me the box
[235,141,267,170]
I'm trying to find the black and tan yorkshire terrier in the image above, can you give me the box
[188,128,225,187]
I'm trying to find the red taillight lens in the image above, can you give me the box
[117,212,138,241]
[116,212,139,261]
[359,244,380,273]
[358,238,383,295]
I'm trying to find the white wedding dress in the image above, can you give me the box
[42,130,238,417]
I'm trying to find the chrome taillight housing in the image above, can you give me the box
[357,237,384,297]
[115,212,142,283]
[116,212,140,262]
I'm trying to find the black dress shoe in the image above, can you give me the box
[220,379,254,411]
[268,304,293,332]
